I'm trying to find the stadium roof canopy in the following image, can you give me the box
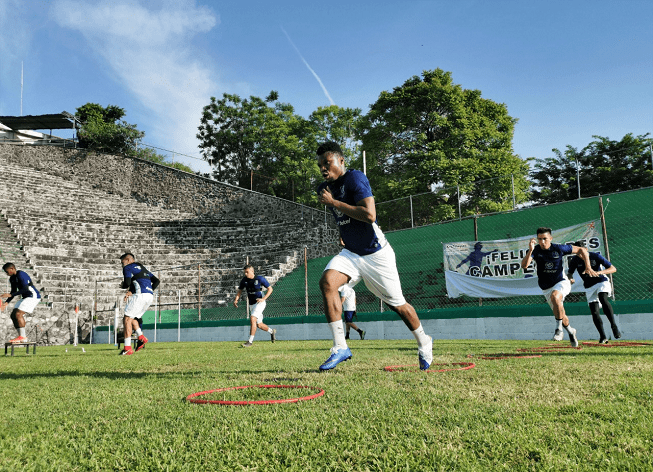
[0,112,79,131]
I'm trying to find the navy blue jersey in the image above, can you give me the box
[568,252,611,289]
[532,243,573,290]
[121,262,157,295]
[6,270,41,302]
[317,169,386,256]
[238,275,270,305]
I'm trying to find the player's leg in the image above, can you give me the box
[549,289,578,347]
[598,292,621,338]
[121,315,135,354]
[318,267,353,370]
[135,316,148,351]
[589,302,607,343]
[9,308,27,343]
[251,301,276,342]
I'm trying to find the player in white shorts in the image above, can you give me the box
[568,251,620,343]
[233,265,277,347]
[521,227,598,346]
[1,263,41,344]
[119,253,159,355]
[316,141,433,371]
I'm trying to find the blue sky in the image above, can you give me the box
[0,0,651,177]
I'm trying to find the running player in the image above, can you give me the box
[316,141,433,371]
[567,251,620,343]
[338,284,365,340]
[233,264,277,347]
[119,253,159,355]
[521,227,598,347]
[1,263,41,344]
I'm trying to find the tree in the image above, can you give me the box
[531,133,652,204]
[133,147,194,174]
[357,69,530,222]
[76,103,144,155]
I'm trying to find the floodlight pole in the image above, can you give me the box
[575,157,581,199]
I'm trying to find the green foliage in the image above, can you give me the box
[1,340,653,470]
[133,147,194,173]
[76,102,145,155]
[532,133,653,204]
[197,93,359,205]
[357,69,530,220]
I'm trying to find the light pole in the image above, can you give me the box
[575,157,581,199]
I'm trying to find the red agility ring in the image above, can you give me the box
[582,341,653,348]
[186,385,325,405]
[384,362,475,373]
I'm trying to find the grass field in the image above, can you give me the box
[1,338,653,471]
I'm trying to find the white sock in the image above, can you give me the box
[248,335,255,343]
[411,324,431,349]
[564,324,574,333]
[267,328,273,334]
[135,328,143,336]
[556,319,563,331]
[329,320,348,350]
[19,327,26,337]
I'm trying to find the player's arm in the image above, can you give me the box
[319,187,376,224]
[233,289,243,307]
[150,274,160,291]
[570,246,599,277]
[259,285,273,302]
[521,238,537,269]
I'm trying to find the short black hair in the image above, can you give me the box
[120,253,135,261]
[243,264,254,271]
[316,141,344,158]
[2,262,15,272]
[536,227,552,236]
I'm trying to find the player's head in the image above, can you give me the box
[317,141,346,182]
[2,262,16,275]
[536,227,553,250]
[120,253,135,267]
[243,264,255,278]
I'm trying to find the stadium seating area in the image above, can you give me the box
[0,155,330,342]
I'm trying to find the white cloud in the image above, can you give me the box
[50,0,220,171]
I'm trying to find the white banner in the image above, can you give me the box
[443,220,603,298]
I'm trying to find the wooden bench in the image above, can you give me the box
[5,342,37,356]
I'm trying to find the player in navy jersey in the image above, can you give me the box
[119,253,159,355]
[567,252,620,343]
[1,263,41,344]
[316,142,432,370]
[233,264,277,347]
[521,227,598,346]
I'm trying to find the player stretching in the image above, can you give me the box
[567,251,620,343]
[119,253,159,355]
[339,284,365,340]
[316,142,433,371]
[1,263,41,344]
[234,264,277,347]
[521,227,598,347]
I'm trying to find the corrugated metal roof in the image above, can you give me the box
[0,112,79,130]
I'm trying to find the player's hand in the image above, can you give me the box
[584,268,600,278]
[569,278,575,285]
[123,291,132,302]
[318,187,335,207]
[233,300,239,308]
[528,238,537,251]
[0,293,9,299]
[0,302,6,312]
[255,298,265,304]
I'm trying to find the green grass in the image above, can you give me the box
[1,339,653,471]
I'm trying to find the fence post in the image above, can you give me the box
[177,290,181,342]
[198,263,201,321]
[410,195,414,228]
[511,174,516,209]
[154,291,157,343]
[457,184,461,220]
[598,196,615,300]
[114,303,119,346]
[304,247,308,316]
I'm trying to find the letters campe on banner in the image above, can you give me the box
[443,220,603,298]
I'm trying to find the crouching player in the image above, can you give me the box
[1,263,41,344]
[119,253,159,355]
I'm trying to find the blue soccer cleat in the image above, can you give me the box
[319,347,352,371]
[418,336,433,370]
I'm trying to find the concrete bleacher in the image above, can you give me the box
[0,156,328,344]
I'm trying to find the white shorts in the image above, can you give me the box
[586,280,612,304]
[15,296,41,314]
[248,300,266,321]
[324,244,406,307]
[543,279,571,310]
[124,293,154,319]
